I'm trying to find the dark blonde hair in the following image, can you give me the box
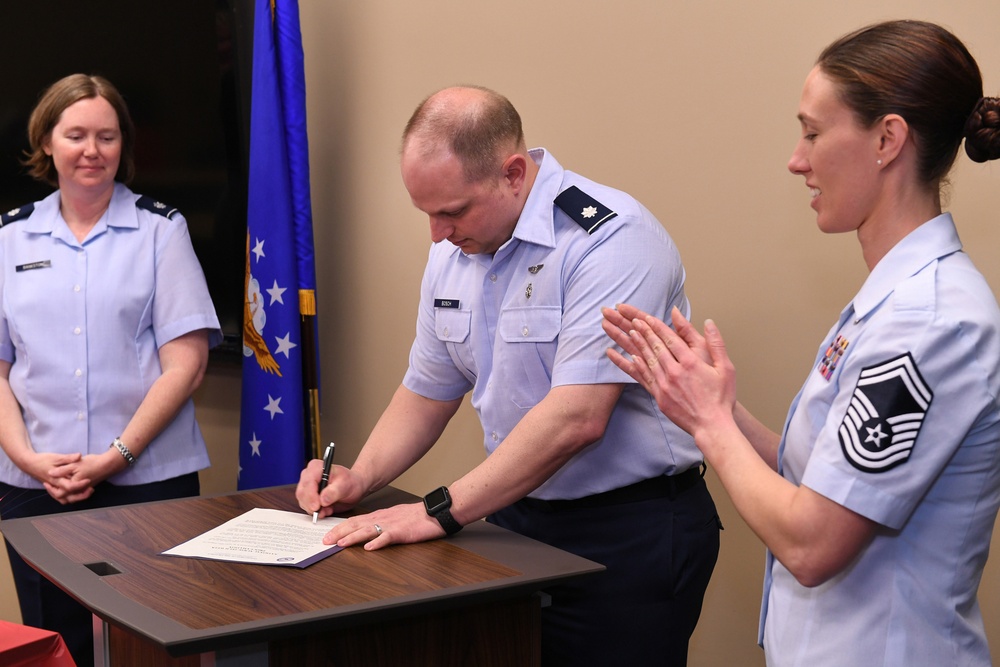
[817,20,1000,187]
[402,85,524,183]
[24,74,136,186]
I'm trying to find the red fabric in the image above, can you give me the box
[0,620,76,666]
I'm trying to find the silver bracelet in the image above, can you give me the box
[110,437,137,466]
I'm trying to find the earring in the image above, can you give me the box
[877,159,883,165]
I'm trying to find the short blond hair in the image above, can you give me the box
[402,85,524,183]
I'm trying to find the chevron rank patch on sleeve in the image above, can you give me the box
[838,352,933,473]
[554,185,617,234]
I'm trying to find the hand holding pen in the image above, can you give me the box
[313,442,335,523]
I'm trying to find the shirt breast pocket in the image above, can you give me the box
[434,308,476,380]
[435,308,471,343]
[499,306,561,408]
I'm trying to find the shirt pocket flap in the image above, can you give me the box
[435,308,471,343]
[499,306,561,343]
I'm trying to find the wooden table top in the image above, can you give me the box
[1,485,602,656]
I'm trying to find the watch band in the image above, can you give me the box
[424,485,463,536]
[432,507,463,536]
[110,437,137,466]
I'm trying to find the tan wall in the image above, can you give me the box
[3,2,999,665]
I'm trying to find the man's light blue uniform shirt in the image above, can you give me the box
[0,183,221,487]
[403,148,703,500]
[761,214,1000,666]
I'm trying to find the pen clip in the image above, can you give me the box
[319,442,335,486]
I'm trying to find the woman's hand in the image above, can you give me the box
[44,448,128,504]
[602,305,736,441]
[19,451,81,485]
[30,452,92,504]
[603,303,713,366]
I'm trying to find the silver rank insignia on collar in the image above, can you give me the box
[525,283,533,300]
[528,264,544,274]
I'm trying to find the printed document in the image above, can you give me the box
[162,508,345,568]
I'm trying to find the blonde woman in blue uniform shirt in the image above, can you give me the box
[603,20,1000,666]
[0,74,221,666]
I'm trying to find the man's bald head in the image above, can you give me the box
[402,86,526,183]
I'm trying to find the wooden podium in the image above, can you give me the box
[1,485,603,666]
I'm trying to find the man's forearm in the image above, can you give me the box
[448,383,623,524]
[351,384,463,496]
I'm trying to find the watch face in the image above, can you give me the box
[424,486,450,513]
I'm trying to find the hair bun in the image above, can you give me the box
[964,97,1000,163]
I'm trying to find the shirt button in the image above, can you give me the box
[522,326,529,336]
[74,369,83,377]
[77,411,85,421]
[74,327,81,335]
[489,273,498,283]
[443,326,450,337]
[73,285,81,292]
[491,431,499,442]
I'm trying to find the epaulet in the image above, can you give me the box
[135,195,180,219]
[554,185,617,235]
[0,203,35,227]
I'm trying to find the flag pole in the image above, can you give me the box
[300,288,321,460]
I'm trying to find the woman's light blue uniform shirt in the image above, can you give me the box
[403,148,703,500]
[762,214,1000,666]
[0,183,221,488]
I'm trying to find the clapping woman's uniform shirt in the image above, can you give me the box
[762,214,1000,666]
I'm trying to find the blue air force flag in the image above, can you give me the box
[238,0,317,490]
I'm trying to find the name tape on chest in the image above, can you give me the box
[16,260,51,272]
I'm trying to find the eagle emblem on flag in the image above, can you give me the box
[838,353,933,473]
[244,232,281,376]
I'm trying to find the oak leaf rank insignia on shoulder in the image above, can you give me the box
[1,203,35,227]
[554,185,617,234]
[136,196,179,220]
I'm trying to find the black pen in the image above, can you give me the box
[313,442,335,524]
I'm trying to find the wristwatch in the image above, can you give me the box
[423,486,463,535]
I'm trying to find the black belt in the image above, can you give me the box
[517,465,705,512]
